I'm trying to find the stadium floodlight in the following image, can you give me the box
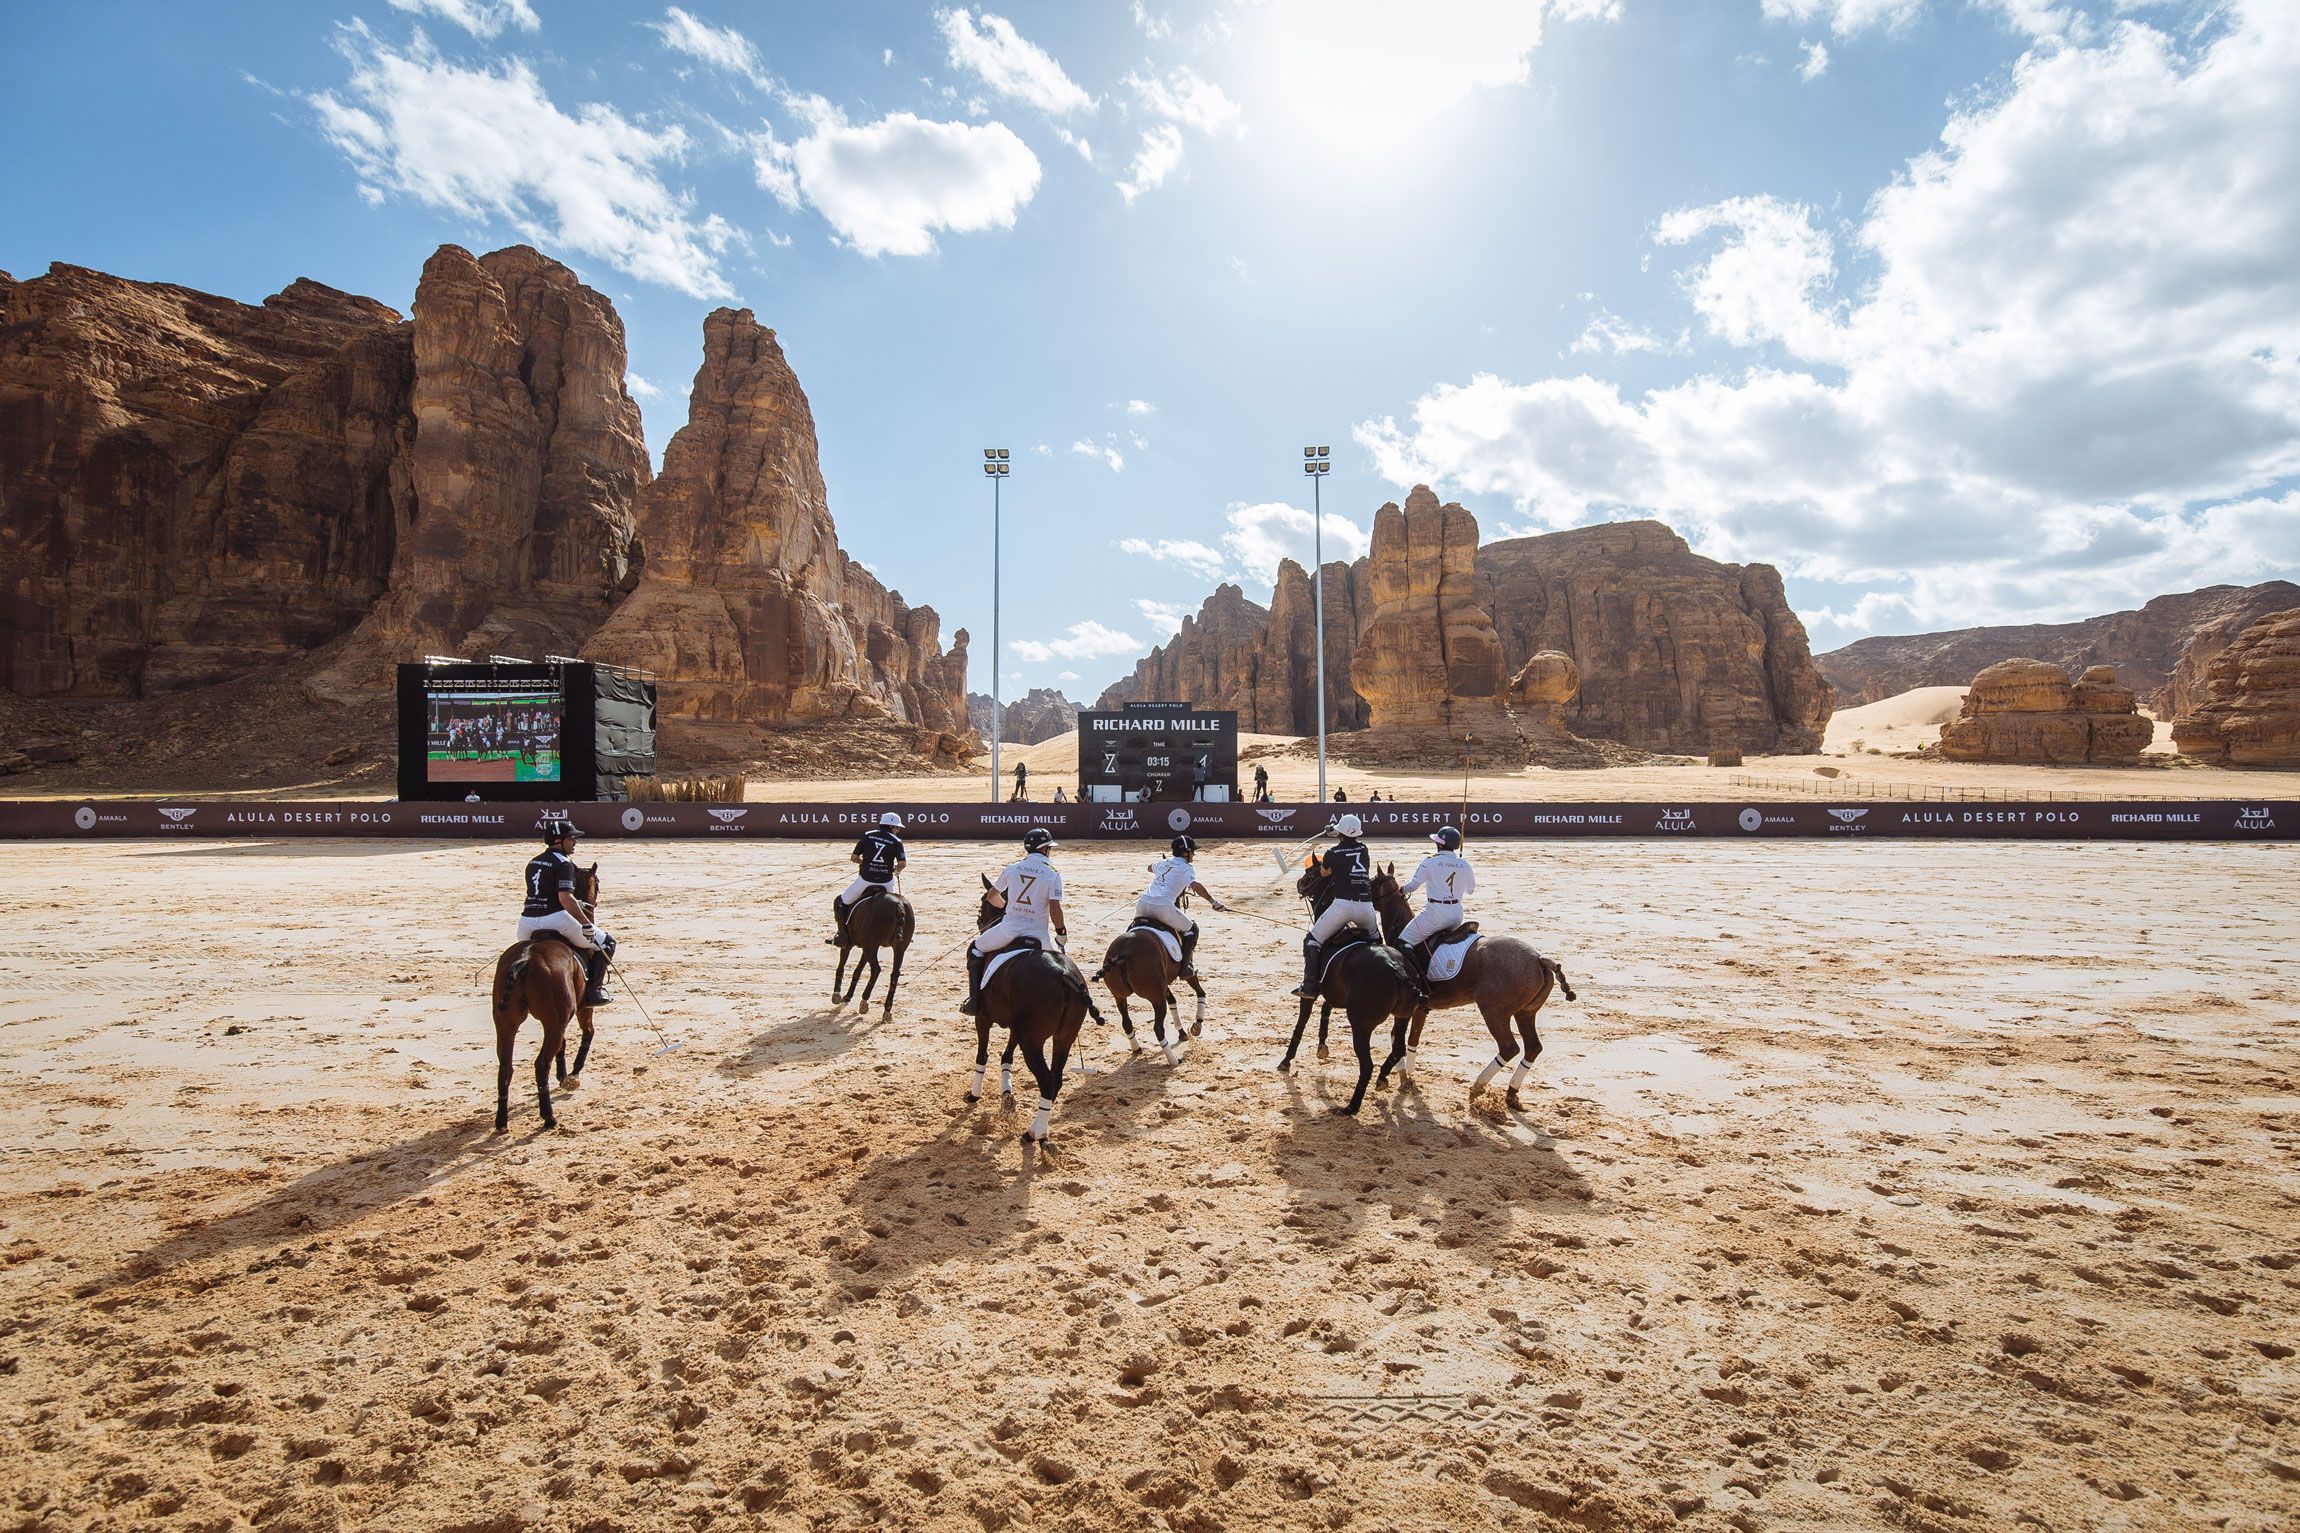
[422,654,470,665]
[984,448,1010,803]
[1300,446,1333,803]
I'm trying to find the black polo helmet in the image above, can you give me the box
[1431,825,1463,851]
[1171,833,1197,857]
[541,815,582,844]
[1023,827,1056,855]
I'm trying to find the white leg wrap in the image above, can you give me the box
[1473,1056,1505,1090]
[1509,1058,1532,1092]
[969,1064,986,1096]
[1029,1098,1054,1139]
[1000,1064,1013,1095]
[1399,1048,1416,1077]
[1161,1040,1179,1065]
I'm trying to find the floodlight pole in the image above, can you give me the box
[1304,447,1331,804]
[985,452,1006,803]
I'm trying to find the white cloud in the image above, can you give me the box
[1131,1,1173,41]
[1070,438,1125,472]
[1058,669,1081,681]
[936,8,1094,116]
[311,24,737,300]
[1357,2,2300,641]
[1569,308,1676,355]
[1125,398,1156,416]
[1135,599,1194,638]
[753,98,1041,257]
[1797,39,1830,80]
[1219,501,1371,587]
[1033,442,1053,456]
[1055,127,1094,163]
[1116,66,1241,203]
[1760,0,2084,41]
[386,0,538,39]
[624,371,661,398]
[1117,122,1186,203]
[1009,620,1143,662]
[1117,537,1227,580]
[650,8,770,90]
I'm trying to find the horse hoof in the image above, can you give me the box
[558,1076,581,1092]
[1275,1059,1292,1075]
[1317,1046,1331,1062]
[1128,1039,1143,1054]
[963,1091,981,1104]
[1506,1090,1524,1110]
[1190,1020,1204,1039]
[1332,1104,1360,1118]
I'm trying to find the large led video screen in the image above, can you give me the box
[423,679,563,784]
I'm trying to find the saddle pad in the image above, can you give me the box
[1427,931,1481,983]
[1130,924,1182,964]
[1319,927,1380,986]
[982,941,1047,989]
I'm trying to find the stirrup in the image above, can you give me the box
[958,995,980,1016]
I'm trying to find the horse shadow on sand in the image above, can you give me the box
[1272,1067,1593,1259]
[88,1115,502,1292]
[713,1001,893,1079]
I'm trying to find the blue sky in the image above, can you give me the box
[6,0,2296,702]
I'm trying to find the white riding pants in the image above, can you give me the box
[973,912,1050,956]
[1309,900,1379,945]
[1399,902,1465,948]
[516,910,607,950]
[1133,897,1194,936]
[840,876,891,905]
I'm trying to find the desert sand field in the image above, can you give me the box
[1,836,2295,1532]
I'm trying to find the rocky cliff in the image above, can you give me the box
[1937,660,2153,765]
[1816,582,2300,711]
[1101,506,1829,754]
[1351,487,1506,730]
[969,687,1078,745]
[0,249,972,772]
[2171,609,2300,768]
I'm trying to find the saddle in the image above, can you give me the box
[854,883,889,904]
[1411,920,1480,960]
[1125,923,1184,963]
[980,935,1048,990]
[526,929,582,952]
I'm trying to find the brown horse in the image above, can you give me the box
[832,887,915,1018]
[1091,909,1203,1065]
[491,862,601,1132]
[966,877,1104,1145]
[1275,861,1424,1116]
[1369,864,1576,1110]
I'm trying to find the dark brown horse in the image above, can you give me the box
[1091,908,1203,1065]
[491,862,601,1131]
[1369,864,1576,1110]
[832,887,915,1018]
[1275,861,1424,1116]
[966,877,1104,1145]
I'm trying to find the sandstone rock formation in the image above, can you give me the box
[1102,506,1829,755]
[970,687,1078,745]
[1816,582,2300,711]
[1476,520,1832,754]
[1510,650,1578,730]
[2171,609,2300,768]
[1098,564,1369,732]
[1,249,973,770]
[1350,487,1505,730]
[1,262,413,696]
[582,308,970,752]
[1937,659,2154,764]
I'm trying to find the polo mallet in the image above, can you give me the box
[1271,825,1336,878]
[604,956,679,1055]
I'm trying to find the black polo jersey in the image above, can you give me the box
[853,828,905,882]
[1320,838,1374,901]
[523,849,577,917]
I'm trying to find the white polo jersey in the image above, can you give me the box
[1141,855,1195,905]
[993,853,1063,933]
[1403,851,1474,905]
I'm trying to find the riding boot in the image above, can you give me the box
[581,948,616,1007]
[959,947,988,1016]
[1179,923,1201,981]
[824,896,848,945]
[1291,937,1322,998]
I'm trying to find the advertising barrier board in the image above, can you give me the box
[1,800,2292,841]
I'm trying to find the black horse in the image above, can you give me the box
[967,878,1105,1146]
[1275,860,1425,1115]
[831,887,915,1019]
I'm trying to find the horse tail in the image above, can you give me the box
[1060,955,1106,1024]
[1545,956,1577,1004]
[495,946,531,1013]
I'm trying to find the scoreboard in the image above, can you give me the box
[1076,704,1239,802]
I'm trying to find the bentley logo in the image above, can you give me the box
[707,808,748,823]
[1256,808,1295,823]
[158,807,196,822]
[1828,808,1868,823]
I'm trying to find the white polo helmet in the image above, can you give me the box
[1333,813,1364,837]
[878,812,904,829]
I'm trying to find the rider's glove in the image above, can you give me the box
[582,925,604,947]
